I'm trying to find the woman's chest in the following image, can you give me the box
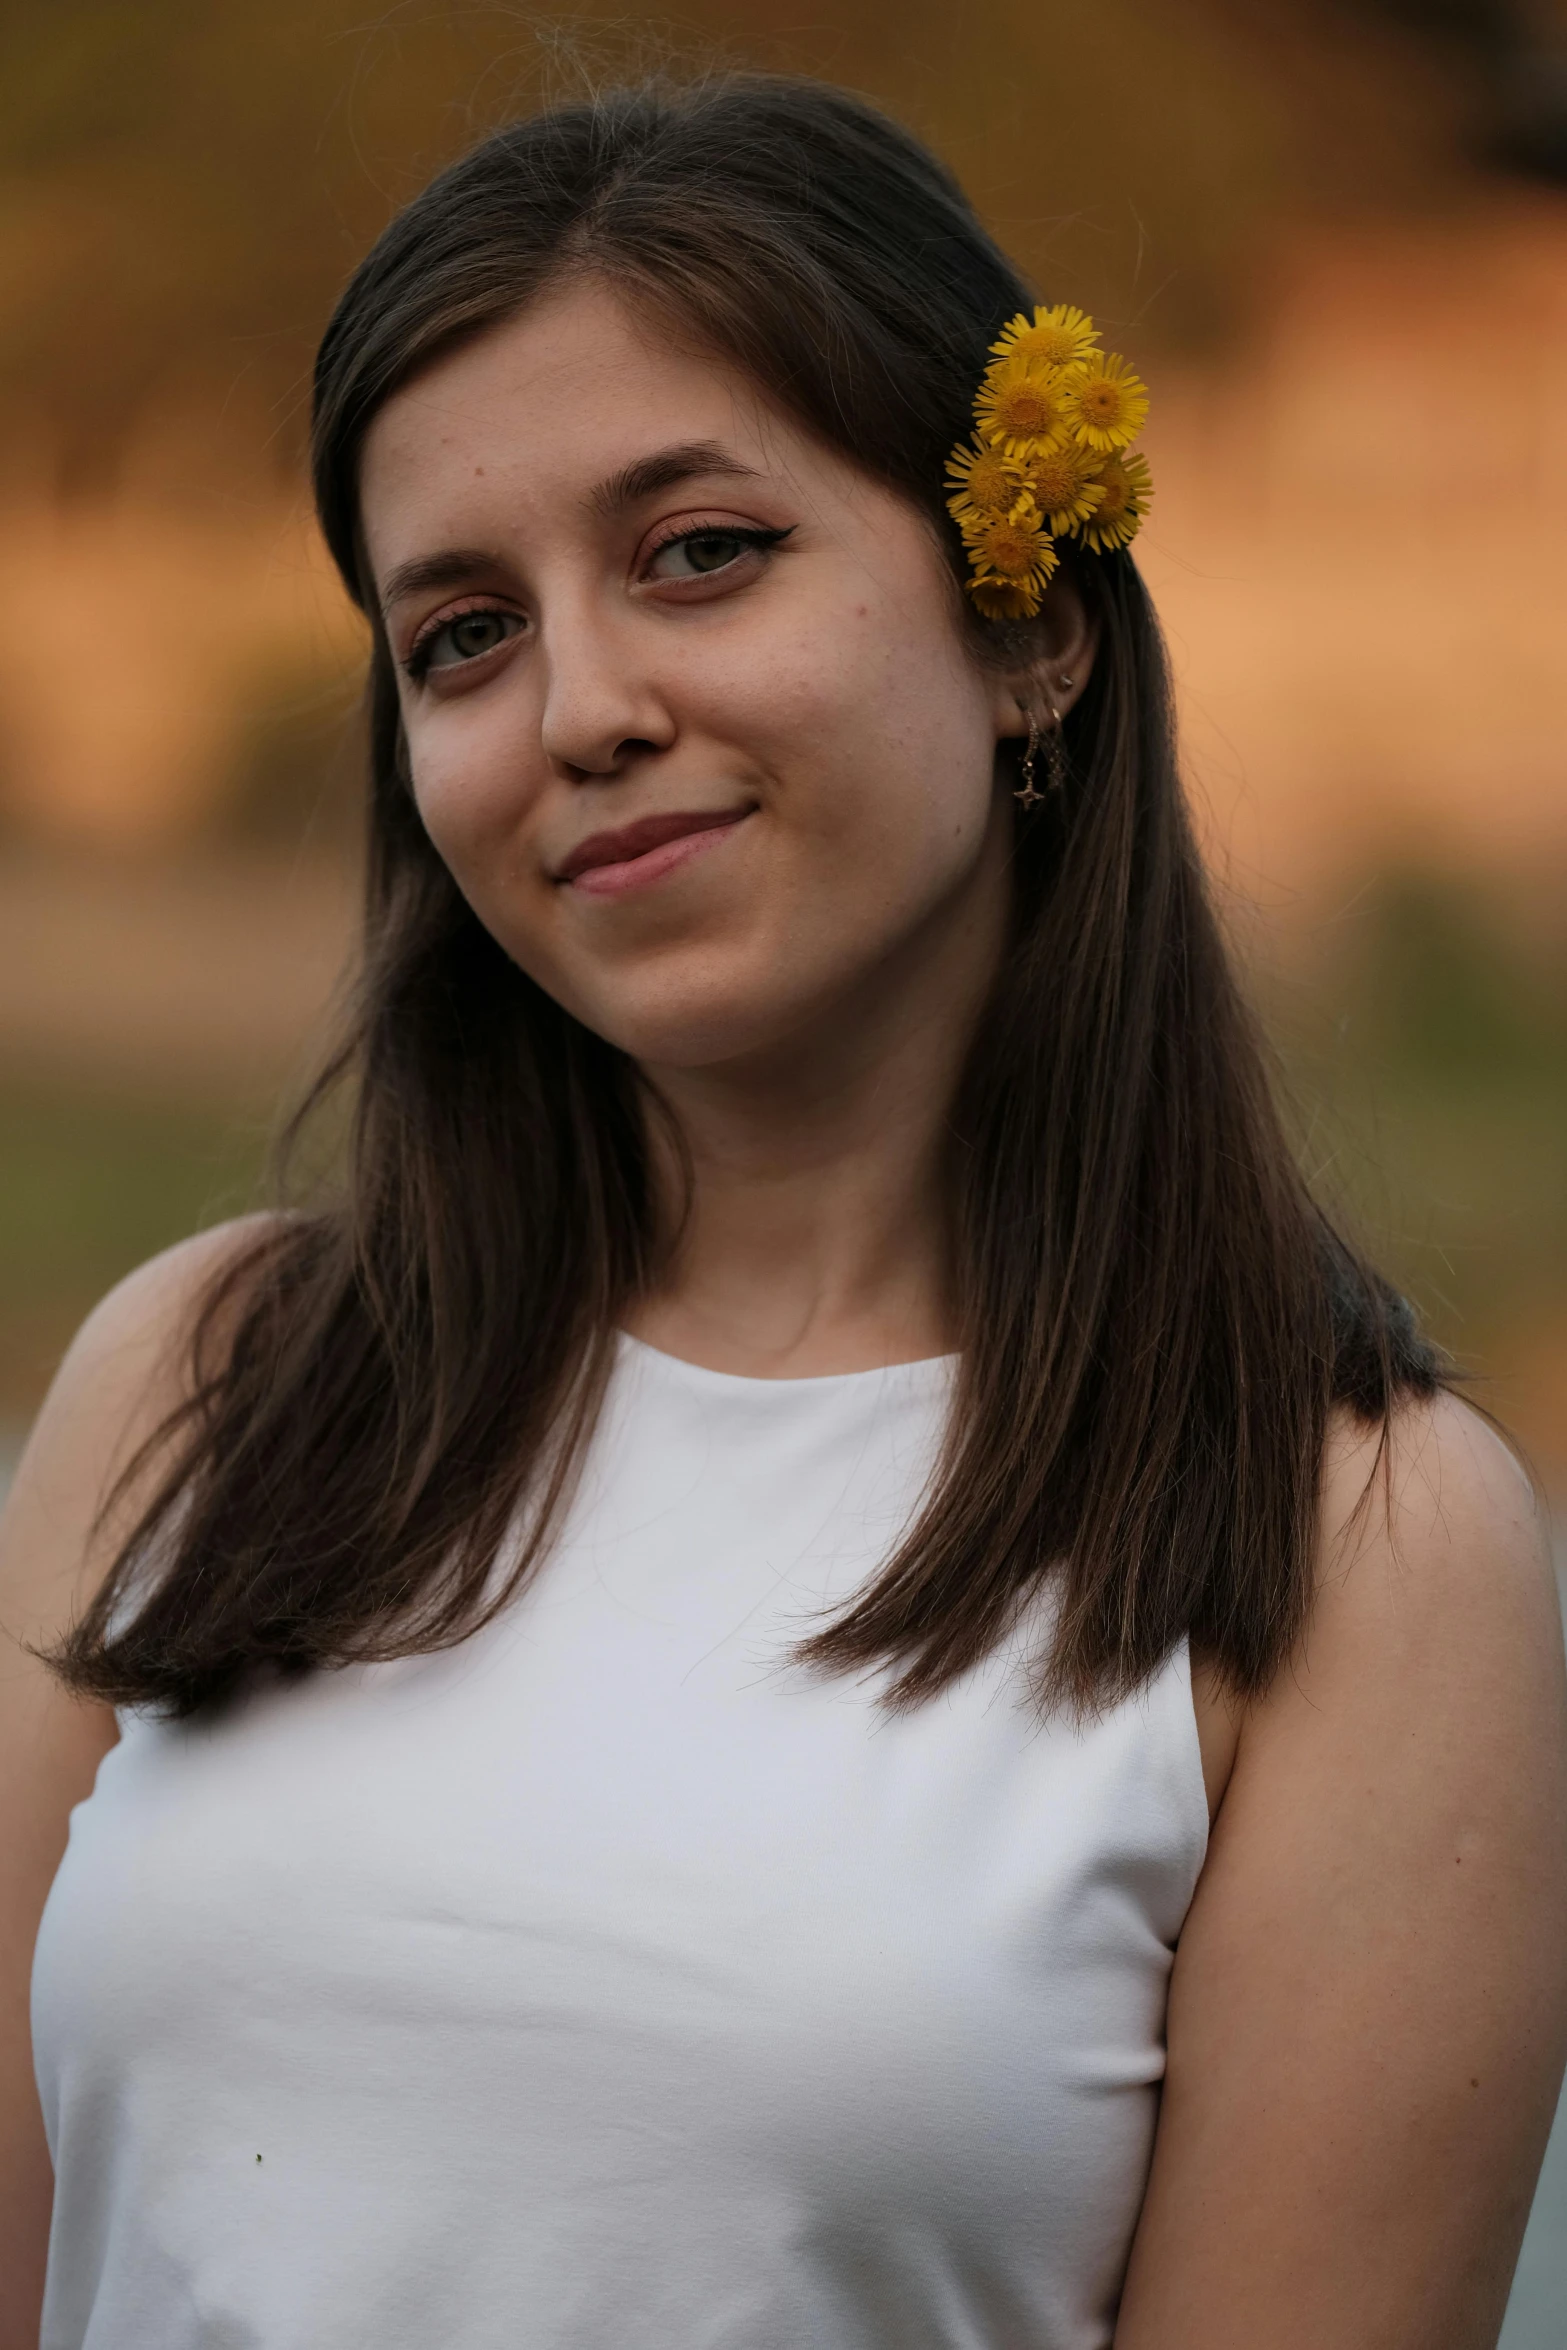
[43,1583,1201,2182]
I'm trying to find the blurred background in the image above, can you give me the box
[0,0,1564,2330]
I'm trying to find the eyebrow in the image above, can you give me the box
[377,441,764,615]
[378,548,504,612]
[586,439,761,518]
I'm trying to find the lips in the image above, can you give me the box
[556,807,752,891]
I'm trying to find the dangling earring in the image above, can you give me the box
[1045,695,1068,795]
[1016,714,1044,810]
[1014,697,1068,810]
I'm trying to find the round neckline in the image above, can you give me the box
[616,1330,959,1393]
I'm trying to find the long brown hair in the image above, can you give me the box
[54,72,1445,1719]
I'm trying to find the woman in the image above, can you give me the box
[4,74,1564,2350]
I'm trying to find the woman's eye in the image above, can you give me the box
[646,528,780,582]
[414,610,521,673]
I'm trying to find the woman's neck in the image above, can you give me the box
[625,1084,954,1378]
[625,861,1007,1379]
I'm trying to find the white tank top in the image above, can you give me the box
[34,1335,1208,2349]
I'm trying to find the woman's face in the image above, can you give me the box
[359,278,1036,1072]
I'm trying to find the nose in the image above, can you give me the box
[537,606,677,782]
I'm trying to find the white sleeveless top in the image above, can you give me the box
[34,1336,1208,2350]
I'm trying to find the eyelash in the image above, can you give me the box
[401,524,793,681]
[641,519,792,571]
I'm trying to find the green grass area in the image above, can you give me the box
[1264,871,1567,1408]
[0,1080,274,1414]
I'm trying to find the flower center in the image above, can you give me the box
[986,524,1037,577]
[966,454,1014,511]
[1017,324,1077,366]
[996,381,1059,437]
[1027,454,1078,506]
[1080,379,1124,425]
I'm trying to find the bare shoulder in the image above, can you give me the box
[1215,1385,1567,1924]
[1324,1385,1550,1579]
[0,1212,284,1648]
[1302,1389,1560,1733]
[1191,1391,1559,1818]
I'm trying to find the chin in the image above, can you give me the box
[578,996,805,1075]
[554,946,835,1073]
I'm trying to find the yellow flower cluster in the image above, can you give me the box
[946,304,1154,620]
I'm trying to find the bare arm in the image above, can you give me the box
[0,1222,267,2349]
[1117,1396,1567,2349]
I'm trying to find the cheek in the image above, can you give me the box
[725,585,995,825]
[678,601,1004,1031]
[765,603,1000,891]
[404,700,545,878]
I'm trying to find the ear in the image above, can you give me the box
[985,564,1101,740]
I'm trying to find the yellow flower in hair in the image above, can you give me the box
[949,298,1152,612]
[944,438,1024,531]
[1078,451,1153,551]
[1063,353,1149,453]
[989,303,1100,371]
[973,359,1073,456]
[965,500,1059,601]
[968,579,1044,621]
[1016,440,1106,535]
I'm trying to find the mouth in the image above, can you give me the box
[556,806,755,897]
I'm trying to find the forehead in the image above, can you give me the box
[359,278,810,553]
